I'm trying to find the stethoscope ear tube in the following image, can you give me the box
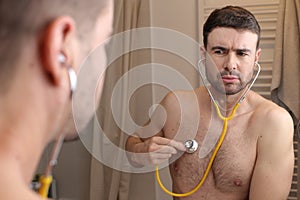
[238,61,261,104]
[197,59,261,105]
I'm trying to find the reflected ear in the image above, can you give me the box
[200,46,206,59]
[255,48,261,62]
[40,16,76,86]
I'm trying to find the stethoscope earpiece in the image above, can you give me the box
[58,54,66,63]
[57,53,77,96]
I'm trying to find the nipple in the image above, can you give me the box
[174,163,179,171]
[234,179,242,187]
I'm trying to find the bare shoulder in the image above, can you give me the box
[251,92,294,143]
[253,94,293,129]
[160,89,200,138]
[161,89,200,113]
[161,89,199,104]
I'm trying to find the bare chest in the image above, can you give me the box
[168,112,258,197]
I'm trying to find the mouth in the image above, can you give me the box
[221,75,239,84]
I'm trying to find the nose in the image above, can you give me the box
[223,53,237,72]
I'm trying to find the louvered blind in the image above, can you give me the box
[200,1,297,199]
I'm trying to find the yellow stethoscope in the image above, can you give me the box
[38,64,77,198]
[155,60,261,197]
[38,135,65,198]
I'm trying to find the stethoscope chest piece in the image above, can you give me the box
[184,139,198,153]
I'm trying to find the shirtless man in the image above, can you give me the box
[126,6,294,200]
[0,0,113,199]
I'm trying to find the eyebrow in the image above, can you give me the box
[211,46,227,51]
[211,46,252,53]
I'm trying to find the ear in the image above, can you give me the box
[255,48,261,62]
[200,45,207,59]
[40,16,76,86]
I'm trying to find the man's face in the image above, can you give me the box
[205,27,261,95]
[63,0,114,140]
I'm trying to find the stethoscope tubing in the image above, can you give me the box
[156,59,261,197]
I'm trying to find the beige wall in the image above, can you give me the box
[150,0,200,101]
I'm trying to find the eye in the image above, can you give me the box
[237,51,249,57]
[214,49,225,55]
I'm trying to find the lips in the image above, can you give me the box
[221,75,239,84]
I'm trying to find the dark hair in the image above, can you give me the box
[203,6,261,49]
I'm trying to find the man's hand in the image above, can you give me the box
[128,136,186,166]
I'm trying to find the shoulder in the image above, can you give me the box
[250,93,294,147]
[160,88,200,124]
[252,94,293,130]
[161,89,200,111]
[160,89,201,139]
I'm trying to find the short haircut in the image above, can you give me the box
[0,0,109,92]
[203,5,261,49]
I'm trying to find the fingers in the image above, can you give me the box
[149,137,186,152]
[143,137,186,165]
[148,151,173,165]
[131,150,173,166]
[168,140,186,152]
[152,145,177,154]
[129,136,186,166]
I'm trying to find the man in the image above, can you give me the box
[126,6,294,200]
[0,0,113,199]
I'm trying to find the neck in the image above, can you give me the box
[0,48,71,189]
[0,126,45,184]
[0,79,53,184]
[208,86,249,116]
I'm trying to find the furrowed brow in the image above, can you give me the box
[211,46,228,51]
[235,48,252,53]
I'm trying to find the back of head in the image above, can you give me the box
[0,0,109,93]
[203,5,261,49]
